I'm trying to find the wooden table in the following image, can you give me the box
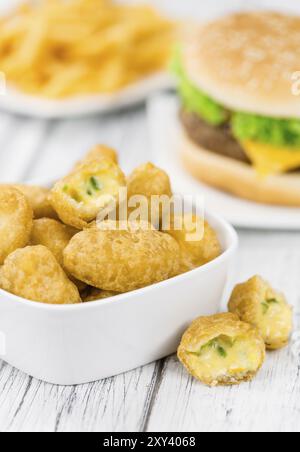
[0,105,299,433]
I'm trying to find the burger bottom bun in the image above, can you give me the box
[180,132,300,207]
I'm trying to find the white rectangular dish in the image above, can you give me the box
[0,74,173,119]
[0,210,237,385]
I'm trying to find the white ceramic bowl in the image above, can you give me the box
[0,211,238,385]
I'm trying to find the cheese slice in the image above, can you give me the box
[241,140,300,176]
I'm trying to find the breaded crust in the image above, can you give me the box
[0,245,81,305]
[0,186,33,264]
[74,145,118,170]
[30,218,77,266]
[11,184,58,219]
[228,276,293,350]
[178,313,265,387]
[64,227,180,292]
[127,163,172,226]
[164,214,221,273]
[50,158,126,229]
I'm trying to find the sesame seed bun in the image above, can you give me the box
[182,12,300,119]
[180,131,300,207]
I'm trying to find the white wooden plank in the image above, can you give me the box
[146,337,299,433]
[234,230,300,314]
[1,229,298,432]
[0,119,51,183]
[146,231,300,433]
[0,361,159,432]
[27,108,149,184]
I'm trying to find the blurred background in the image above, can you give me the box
[2,0,300,17]
[0,0,299,184]
[129,0,300,18]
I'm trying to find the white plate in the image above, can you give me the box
[0,73,173,119]
[147,94,300,231]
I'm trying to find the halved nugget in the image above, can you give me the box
[50,158,126,229]
[178,313,265,387]
[127,163,172,226]
[228,276,293,350]
[0,245,81,305]
[0,186,33,264]
[64,226,180,292]
[164,214,221,273]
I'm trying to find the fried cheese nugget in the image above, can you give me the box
[228,276,293,350]
[13,184,58,219]
[75,145,118,169]
[64,227,180,292]
[127,163,172,226]
[50,158,126,229]
[30,218,77,266]
[95,219,156,232]
[178,313,265,387]
[81,287,119,302]
[164,214,221,273]
[30,218,87,291]
[0,187,33,264]
[0,245,81,305]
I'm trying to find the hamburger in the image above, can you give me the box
[173,12,300,206]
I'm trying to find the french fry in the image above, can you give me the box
[0,0,175,98]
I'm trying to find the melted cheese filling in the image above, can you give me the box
[64,171,121,219]
[259,299,292,346]
[241,140,300,176]
[188,335,261,381]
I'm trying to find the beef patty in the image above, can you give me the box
[180,110,251,164]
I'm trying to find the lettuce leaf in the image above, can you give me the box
[171,48,228,126]
[232,112,300,148]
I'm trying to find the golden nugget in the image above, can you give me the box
[0,245,81,305]
[228,276,293,350]
[64,226,180,292]
[30,218,77,267]
[75,145,118,169]
[0,186,33,264]
[12,184,58,219]
[164,214,221,273]
[127,163,172,226]
[178,313,265,387]
[50,158,126,229]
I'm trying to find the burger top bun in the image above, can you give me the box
[182,12,300,119]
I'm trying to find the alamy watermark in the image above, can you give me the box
[95,189,205,242]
